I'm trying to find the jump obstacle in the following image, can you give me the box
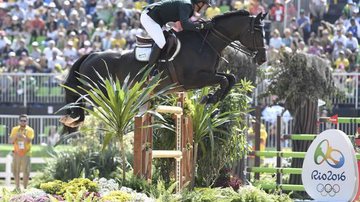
[247,116,360,193]
[133,92,193,193]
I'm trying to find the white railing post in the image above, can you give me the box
[355,73,359,109]
[24,74,27,107]
[5,153,12,186]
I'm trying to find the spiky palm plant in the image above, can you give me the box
[61,64,173,182]
[187,87,242,188]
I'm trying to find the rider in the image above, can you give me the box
[140,0,214,67]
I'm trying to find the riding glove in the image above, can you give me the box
[201,21,214,29]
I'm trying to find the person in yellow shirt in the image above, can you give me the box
[334,50,350,70]
[10,114,35,191]
[134,0,148,11]
[112,32,127,50]
[248,119,268,166]
[205,5,221,19]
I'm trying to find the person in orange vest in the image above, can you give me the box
[9,114,34,191]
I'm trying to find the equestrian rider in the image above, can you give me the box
[140,0,214,67]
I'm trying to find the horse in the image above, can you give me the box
[60,10,267,129]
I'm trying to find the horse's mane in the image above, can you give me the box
[212,9,250,22]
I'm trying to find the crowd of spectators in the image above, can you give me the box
[0,0,359,75]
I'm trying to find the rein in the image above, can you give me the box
[199,16,264,59]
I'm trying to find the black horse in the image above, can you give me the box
[61,10,267,128]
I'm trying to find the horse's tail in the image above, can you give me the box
[62,54,90,134]
[64,54,89,89]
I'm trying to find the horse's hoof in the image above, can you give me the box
[210,109,220,118]
[59,115,80,125]
[67,121,84,128]
[206,96,217,104]
[200,95,209,104]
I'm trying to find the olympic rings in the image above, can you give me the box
[316,183,340,197]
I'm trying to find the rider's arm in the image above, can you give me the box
[178,4,205,31]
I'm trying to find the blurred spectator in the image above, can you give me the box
[78,40,93,56]
[114,9,130,29]
[47,51,66,72]
[15,39,29,57]
[205,4,221,19]
[30,13,45,41]
[0,30,11,50]
[43,40,62,59]
[96,3,113,24]
[269,29,284,49]
[332,28,347,50]
[0,41,13,60]
[297,9,311,45]
[345,31,358,52]
[112,31,127,50]
[269,0,284,34]
[307,39,323,56]
[134,0,148,11]
[91,20,107,41]
[63,41,78,62]
[282,28,293,48]
[309,0,327,20]
[30,41,42,60]
[5,52,19,72]
[320,29,333,54]
[346,18,359,39]
[334,50,350,70]
[11,5,25,21]
[249,0,265,15]
[219,0,230,13]
[102,31,113,50]
[307,32,317,46]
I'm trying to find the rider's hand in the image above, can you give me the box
[202,21,214,29]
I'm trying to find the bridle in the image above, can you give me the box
[201,16,265,59]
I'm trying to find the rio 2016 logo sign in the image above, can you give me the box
[314,139,345,169]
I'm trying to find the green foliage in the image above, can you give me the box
[264,52,335,114]
[39,180,64,195]
[0,188,12,202]
[101,191,132,202]
[193,81,253,187]
[150,180,179,202]
[60,64,173,182]
[181,187,241,202]
[40,178,98,196]
[218,47,257,83]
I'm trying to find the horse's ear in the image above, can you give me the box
[262,12,268,20]
[255,12,262,21]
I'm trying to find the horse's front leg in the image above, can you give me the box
[217,72,236,100]
[187,72,229,104]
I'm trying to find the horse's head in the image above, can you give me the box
[212,11,267,65]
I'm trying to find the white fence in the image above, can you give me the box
[0,73,65,106]
[0,154,48,186]
[0,115,63,144]
[0,72,359,107]
[261,117,360,148]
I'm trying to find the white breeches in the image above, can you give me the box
[140,10,166,49]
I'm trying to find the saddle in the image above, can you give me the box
[134,31,181,84]
[134,31,181,63]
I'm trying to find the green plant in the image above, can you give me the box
[191,80,253,187]
[150,180,179,202]
[61,64,173,182]
[40,178,98,196]
[101,191,132,202]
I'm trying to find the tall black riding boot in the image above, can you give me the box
[148,44,162,67]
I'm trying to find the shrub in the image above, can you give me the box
[101,191,132,202]
[40,178,98,196]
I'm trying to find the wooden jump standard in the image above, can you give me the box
[133,92,193,193]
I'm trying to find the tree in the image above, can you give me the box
[264,51,335,188]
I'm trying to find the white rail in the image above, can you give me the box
[0,153,48,186]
